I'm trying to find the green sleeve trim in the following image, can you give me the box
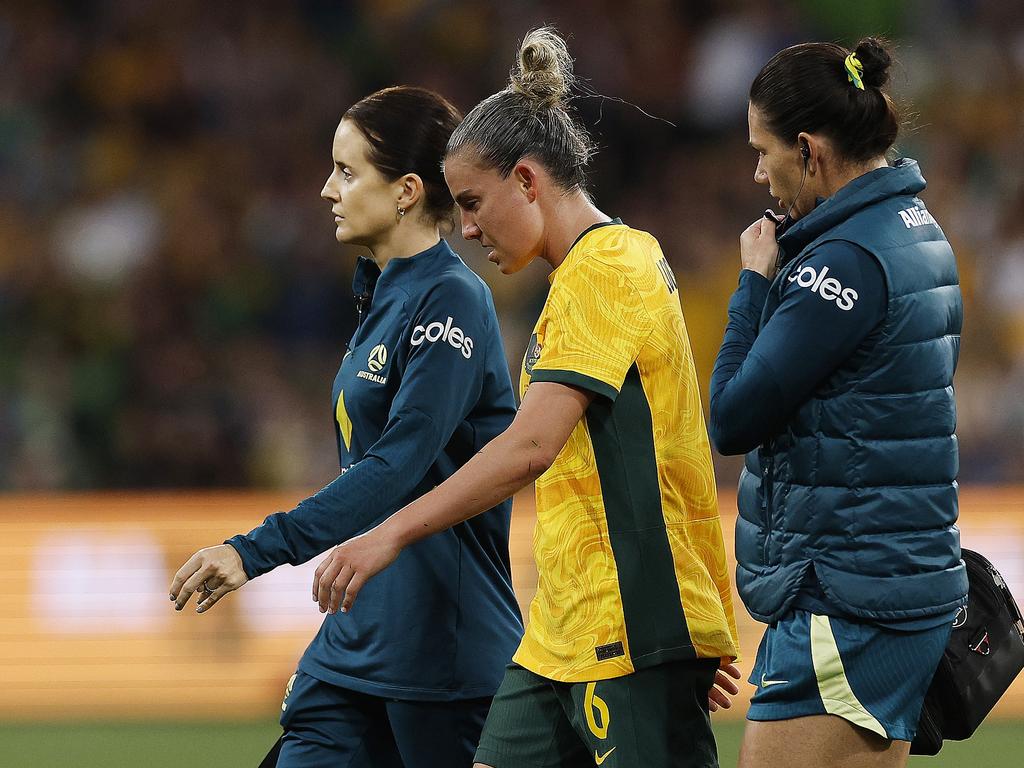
[529,368,619,401]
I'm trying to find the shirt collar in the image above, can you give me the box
[549,217,624,284]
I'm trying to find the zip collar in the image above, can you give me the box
[777,158,927,263]
[351,239,454,299]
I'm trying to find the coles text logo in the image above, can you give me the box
[787,264,859,311]
[411,316,474,359]
[367,344,388,372]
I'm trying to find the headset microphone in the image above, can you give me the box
[784,141,810,222]
[763,140,811,238]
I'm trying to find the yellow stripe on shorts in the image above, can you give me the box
[809,614,888,738]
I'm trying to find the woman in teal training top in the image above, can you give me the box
[168,86,523,768]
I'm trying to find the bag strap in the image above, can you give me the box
[257,735,282,768]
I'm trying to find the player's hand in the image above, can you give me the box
[740,214,779,279]
[169,544,248,614]
[313,526,402,614]
[708,662,742,713]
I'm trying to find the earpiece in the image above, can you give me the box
[800,141,810,163]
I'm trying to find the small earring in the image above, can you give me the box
[397,207,406,222]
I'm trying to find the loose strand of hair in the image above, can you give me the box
[574,79,677,128]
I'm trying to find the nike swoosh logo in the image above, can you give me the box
[760,673,789,687]
[595,747,616,765]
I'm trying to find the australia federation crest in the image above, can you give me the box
[524,334,542,375]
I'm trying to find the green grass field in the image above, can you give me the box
[2,719,1022,767]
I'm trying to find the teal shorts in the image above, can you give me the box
[474,658,720,768]
[747,611,952,742]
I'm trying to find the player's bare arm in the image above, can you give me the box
[312,381,591,614]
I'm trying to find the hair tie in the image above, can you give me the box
[844,53,865,90]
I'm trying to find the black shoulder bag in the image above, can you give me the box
[911,548,1024,755]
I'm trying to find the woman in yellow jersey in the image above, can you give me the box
[311,28,740,768]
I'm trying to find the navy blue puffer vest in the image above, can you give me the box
[736,159,969,625]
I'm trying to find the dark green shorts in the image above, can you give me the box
[474,658,720,768]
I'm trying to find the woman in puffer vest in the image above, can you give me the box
[710,37,967,768]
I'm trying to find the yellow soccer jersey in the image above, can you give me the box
[514,220,739,682]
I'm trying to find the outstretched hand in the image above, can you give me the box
[313,526,403,614]
[169,544,248,614]
[709,662,742,713]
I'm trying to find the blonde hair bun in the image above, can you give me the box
[510,27,575,110]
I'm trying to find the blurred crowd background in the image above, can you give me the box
[2,0,1022,491]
